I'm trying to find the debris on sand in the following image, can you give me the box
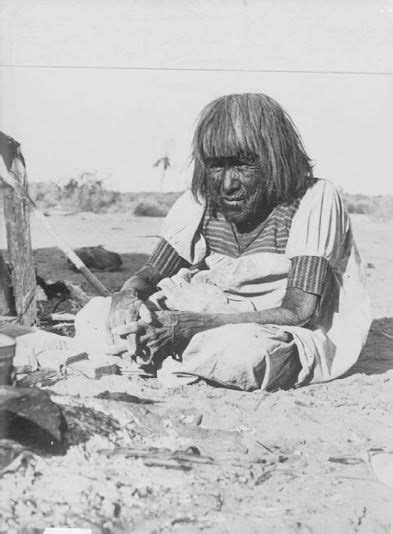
[99,445,214,471]
[95,390,158,405]
[36,275,71,301]
[0,439,35,474]
[36,276,90,308]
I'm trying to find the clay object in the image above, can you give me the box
[68,246,122,272]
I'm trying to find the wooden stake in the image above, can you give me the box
[0,252,14,315]
[0,132,111,299]
[1,156,36,326]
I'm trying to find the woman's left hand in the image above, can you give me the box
[108,310,215,362]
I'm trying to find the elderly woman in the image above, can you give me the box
[103,93,371,391]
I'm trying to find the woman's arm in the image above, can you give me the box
[212,288,318,329]
[108,238,190,333]
[110,288,318,359]
[121,265,162,299]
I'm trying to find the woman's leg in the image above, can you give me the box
[177,323,301,391]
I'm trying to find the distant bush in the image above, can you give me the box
[30,173,120,213]
[373,196,393,221]
[343,193,393,220]
[29,178,393,222]
[345,200,375,215]
[59,173,120,212]
[30,179,181,216]
[133,201,169,217]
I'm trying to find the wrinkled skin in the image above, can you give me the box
[107,310,215,362]
[107,287,318,363]
[107,155,318,364]
[107,289,153,345]
[107,154,267,344]
[206,154,273,230]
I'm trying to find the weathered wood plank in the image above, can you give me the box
[0,252,14,315]
[0,135,36,326]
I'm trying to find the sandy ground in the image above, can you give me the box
[1,212,393,534]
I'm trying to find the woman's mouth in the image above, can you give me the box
[222,196,244,203]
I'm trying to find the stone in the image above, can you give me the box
[69,355,121,379]
[0,386,65,453]
[68,246,122,272]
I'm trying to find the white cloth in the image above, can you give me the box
[158,323,299,391]
[158,179,372,385]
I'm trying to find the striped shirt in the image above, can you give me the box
[146,197,330,296]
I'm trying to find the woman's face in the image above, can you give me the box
[205,153,267,225]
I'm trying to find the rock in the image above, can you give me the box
[69,356,121,379]
[68,246,122,272]
[0,386,66,454]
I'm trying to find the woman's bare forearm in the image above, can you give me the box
[213,307,308,329]
[183,289,318,333]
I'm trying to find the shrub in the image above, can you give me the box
[59,173,120,212]
[345,200,375,215]
[133,201,168,217]
[374,196,393,221]
[343,193,393,220]
[30,173,120,213]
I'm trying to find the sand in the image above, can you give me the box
[0,212,392,534]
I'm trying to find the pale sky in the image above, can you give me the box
[0,0,392,194]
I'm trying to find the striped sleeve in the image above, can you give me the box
[287,255,330,295]
[146,238,190,279]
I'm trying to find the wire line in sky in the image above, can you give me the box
[1,64,392,76]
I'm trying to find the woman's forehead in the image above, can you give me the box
[204,152,257,163]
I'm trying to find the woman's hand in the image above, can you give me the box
[108,310,216,363]
[106,289,153,343]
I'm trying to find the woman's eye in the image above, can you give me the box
[207,165,222,172]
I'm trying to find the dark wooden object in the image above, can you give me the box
[0,252,14,315]
[0,132,110,306]
[0,153,36,326]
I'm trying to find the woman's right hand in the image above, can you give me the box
[107,289,153,344]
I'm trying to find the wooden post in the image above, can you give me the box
[0,252,14,315]
[0,134,36,326]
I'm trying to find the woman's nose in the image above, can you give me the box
[222,169,241,194]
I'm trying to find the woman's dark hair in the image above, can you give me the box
[191,93,314,204]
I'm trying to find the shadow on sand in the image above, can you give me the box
[31,247,150,294]
[348,317,393,376]
[8,246,393,379]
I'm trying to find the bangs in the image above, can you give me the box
[195,97,261,161]
[191,93,314,205]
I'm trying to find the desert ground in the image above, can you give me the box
[1,209,393,533]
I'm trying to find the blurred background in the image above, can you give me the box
[0,0,392,196]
